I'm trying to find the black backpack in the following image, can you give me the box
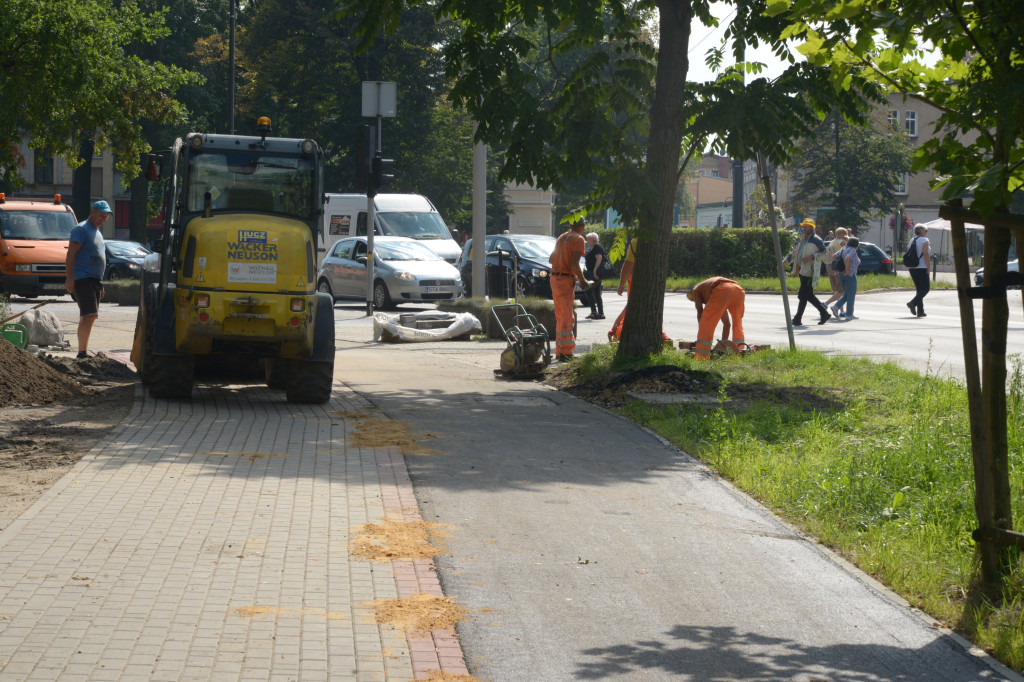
[832,247,847,276]
[902,237,920,267]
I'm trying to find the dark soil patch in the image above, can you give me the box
[547,363,847,415]
[546,364,721,408]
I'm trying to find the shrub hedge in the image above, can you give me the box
[592,227,795,279]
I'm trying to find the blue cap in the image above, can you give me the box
[92,200,113,214]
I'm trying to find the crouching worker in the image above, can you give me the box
[687,277,746,359]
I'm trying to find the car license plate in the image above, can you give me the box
[44,283,65,290]
[425,286,452,293]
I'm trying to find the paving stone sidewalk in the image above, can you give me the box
[0,378,466,681]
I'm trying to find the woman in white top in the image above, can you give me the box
[907,224,931,318]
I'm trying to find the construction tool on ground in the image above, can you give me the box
[678,340,769,357]
[491,303,551,379]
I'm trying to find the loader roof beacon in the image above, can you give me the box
[131,117,336,403]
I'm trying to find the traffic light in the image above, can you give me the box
[355,125,374,193]
[371,154,394,195]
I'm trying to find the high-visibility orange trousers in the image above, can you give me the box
[551,275,577,356]
[694,281,745,359]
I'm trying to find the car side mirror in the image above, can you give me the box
[356,256,367,265]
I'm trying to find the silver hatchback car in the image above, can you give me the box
[316,236,463,309]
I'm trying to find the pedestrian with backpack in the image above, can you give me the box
[904,224,931,317]
[832,237,862,320]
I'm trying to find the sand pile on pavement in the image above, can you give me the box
[367,593,466,635]
[351,518,448,562]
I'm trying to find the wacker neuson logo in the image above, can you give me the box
[229,230,277,261]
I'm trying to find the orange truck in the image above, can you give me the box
[0,193,78,298]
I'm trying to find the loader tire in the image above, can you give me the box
[148,354,195,399]
[285,358,333,404]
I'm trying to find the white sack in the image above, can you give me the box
[373,311,481,343]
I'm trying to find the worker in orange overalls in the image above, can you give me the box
[687,276,746,359]
[548,218,590,361]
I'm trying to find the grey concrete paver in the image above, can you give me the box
[0,379,417,680]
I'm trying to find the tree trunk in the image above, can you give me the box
[618,0,691,357]
[71,133,95,222]
[982,222,1013,565]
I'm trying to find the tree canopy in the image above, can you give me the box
[785,111,913,233]
[0,0,197,190]
[784,0,1024,216]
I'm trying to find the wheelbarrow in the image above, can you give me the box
[491,303,551,379]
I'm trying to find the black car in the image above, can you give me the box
[459,234,587,299]
[853,242,893,275]
[104,240,152,280]
[823,241,893,276]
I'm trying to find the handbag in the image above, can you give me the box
[596,257,616,279]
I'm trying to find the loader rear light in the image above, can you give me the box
[195,294,210,309]
[289,316,300,327]
[290,298,305,312]
[199,312,210,322]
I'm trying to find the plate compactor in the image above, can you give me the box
[491,303,551,379]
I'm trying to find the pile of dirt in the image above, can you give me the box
[0,341,85,407]
[37,351,139,385]
[547,364,719,408]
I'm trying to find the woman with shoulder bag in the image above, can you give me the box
[583,232,608,319]
[832,237,862,320]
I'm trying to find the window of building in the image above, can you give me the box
[887,110,899,128]
[33,149,54,184]
[895,172,908,195]
[904,111,917,137]
[709,168,719,177]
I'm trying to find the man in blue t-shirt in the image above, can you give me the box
[64,200,110,359]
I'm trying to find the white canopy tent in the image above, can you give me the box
[918,218,986,268]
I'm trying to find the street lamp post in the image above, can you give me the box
[228,0,238,134]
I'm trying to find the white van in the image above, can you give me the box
[320,193,461,265]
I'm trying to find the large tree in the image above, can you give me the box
[785,110,913,233]
[0,0,196,194]
[338,0,881,357]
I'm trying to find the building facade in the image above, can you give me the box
[9,140,132,239]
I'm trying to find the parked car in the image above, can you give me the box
[975,259,1020,288]
[316,236,463,309]
[853,242,894,275]
[823,241,893,276]
[103,240,152,280]
[458,234,588,300]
